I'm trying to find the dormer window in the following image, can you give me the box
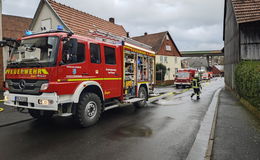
[165,45,171,51]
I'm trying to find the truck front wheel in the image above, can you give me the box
[28,109,54,119]
[74,93,102,128]
[134,87,148,108]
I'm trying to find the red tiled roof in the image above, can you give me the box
[132,32,167,52]
[232,0,260,23]
[2,14,32,39]
[132,31,181,56]
[47,0,126,37]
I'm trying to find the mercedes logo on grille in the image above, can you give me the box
[19,80,26,89]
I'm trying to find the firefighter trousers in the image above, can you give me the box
[191,88,200,99]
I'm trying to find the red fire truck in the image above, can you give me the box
[2,29,155,127]
[174,69,197,88]
[201,72,212,80]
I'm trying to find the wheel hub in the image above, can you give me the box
[85,101,97,119]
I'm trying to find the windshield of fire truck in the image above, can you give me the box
[8,36,59,67]
[176,72,190,78]
[203,73,208,76]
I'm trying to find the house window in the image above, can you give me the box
[41,19,51,31]
[175,57,177,63]
[90,43,101,64]
[165,45,171,51]
[104,46,116,65]
[160,56,163,63]
[164,56,168,63]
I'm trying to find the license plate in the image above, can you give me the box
[15,96,28,102]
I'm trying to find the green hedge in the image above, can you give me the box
[156,63,166,81]
[235,61,260,109]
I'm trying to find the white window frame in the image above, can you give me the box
[160,56,163,63]
[165,45,171,51]
[164,56,168,63]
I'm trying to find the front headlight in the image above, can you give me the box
[40,83,49,90]
[4,96,8,101]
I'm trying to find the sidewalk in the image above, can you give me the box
[212,89,260,160]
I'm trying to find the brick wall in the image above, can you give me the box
[2,15,32,39]
[0,15,32,91]
[156,80,174,86]
[157,36,180,57]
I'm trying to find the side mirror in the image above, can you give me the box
[67,38,78,56]
[0,40,7,47]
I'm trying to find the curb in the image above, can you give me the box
[186,87,222,160]
[205,93,219,160]
[240,98,260,119]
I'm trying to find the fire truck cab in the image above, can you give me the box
[3,29,155,127]
[174,69,197,88]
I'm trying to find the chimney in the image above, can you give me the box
[126,32,130,38]
[109,17,115,24]
[144,32,148,36]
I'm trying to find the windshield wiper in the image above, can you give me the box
[21,58,42,67]
[8,62,19,67]
[21,57,39,62]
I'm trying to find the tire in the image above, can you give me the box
[74,93,102,128]
[28,109,54,119]
[176,85,179,89]
[134,87,148,108]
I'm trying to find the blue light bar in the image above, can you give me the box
[57,25,64,31]
[25,30,33,36]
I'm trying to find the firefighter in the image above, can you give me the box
[191,74,202,100]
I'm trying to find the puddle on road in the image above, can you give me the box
[110,116,175,139]
[115,124,153,138]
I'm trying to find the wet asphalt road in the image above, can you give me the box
[0,78,224,160]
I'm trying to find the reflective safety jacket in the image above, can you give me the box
[192,78,201,89]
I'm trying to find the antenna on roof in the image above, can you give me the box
[67,31,74,38]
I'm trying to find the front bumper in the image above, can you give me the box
[174,82,191,85]
[4,91,59,111]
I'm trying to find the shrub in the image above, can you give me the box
[156,63,166,81]
[235,61,260,109]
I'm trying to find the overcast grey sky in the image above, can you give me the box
[2,0,224,51]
